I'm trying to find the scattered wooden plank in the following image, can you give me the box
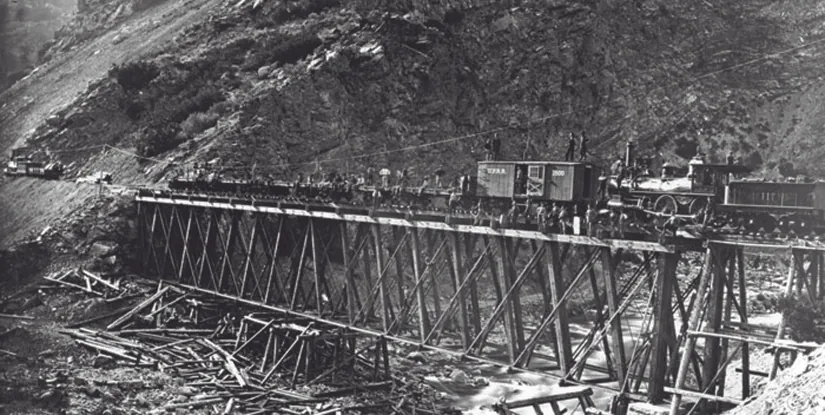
[81,269,120,291]
[107,286,171,330]
[0,348,20,358]
[65,305,135,329]
[0,313,34,321]
[43,275,103,296]
[164,397,224,410]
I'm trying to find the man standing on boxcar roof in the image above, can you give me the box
[565,132,576,161]
[579,131,589,161]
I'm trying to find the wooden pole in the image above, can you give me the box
[769,250,797,380]
[737,249,750,399]
[648,252,677,403]
[669,247,714,415]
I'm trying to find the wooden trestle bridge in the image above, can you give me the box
[135,190,825,415]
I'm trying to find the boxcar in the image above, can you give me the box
[476,161,599,203]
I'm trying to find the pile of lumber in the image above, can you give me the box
[54,277,454,414]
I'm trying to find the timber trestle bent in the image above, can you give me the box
[135,191,825,414]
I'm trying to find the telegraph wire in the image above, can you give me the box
[36,34,825,171]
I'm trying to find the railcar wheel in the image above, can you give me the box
[793,216,812,236]
[778,216,792,234]
[743,216,761,233]
[654,195,678,214]
[757,214,777,234]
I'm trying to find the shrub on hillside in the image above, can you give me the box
[133,0,167,12]
[109,61,160,92]
[243,32,322,70]
[777,295,825,343]
[135,124,182,158]
[180,112,219,138]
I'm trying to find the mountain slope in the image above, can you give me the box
[1,0,825,246]
[5,0,825,184]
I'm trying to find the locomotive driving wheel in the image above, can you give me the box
[688,198,706,215]
[688,198,707,224]
[654,195,678,214]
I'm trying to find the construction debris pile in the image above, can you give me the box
[38,271,455,414]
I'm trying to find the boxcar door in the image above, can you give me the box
[527,165,545,197]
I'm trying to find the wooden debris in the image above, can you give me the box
[55,280,456,415]
[0,313,34,320]
[107,286,171,330]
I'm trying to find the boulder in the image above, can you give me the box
[449,369,470,384]
[257,65,271,79]
[406,351,428,364]
[102,255,118,266]
[92,354,116,368]
[89,242,117,257]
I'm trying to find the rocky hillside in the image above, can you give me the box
[3,0,825,183]
[0,0,76,91]
[1,0,823,184]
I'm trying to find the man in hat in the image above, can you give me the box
[565,132,576,161]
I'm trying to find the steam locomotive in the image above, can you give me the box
[167,142,825,237]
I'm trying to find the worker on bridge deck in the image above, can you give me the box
[585,205,596,236]
[565,132,576,161]
[536,203,547,231]
[484,134,502,161]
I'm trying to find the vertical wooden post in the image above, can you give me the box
[669,247,714,415]
[547,241,573,373]
[263,217,285,304]
[601,248,627,384]
[649,252,678,403]
[391,227,408,321]
[701,248,727,399]
[194,210,217,289]
[448,232,471,347]
[137,202,146,272]
[372,224,391,331]
[737,248,750,399]
[818,252,825,300]
[811,251,819,300]
[289,221,311,309]
[408,228,431,341]
[715,254,736,406]
[466,235,482,335]
[217,212,239,293]
[360,225,375,320]
[770,250,798,380]
[177,207,195,284]
[239,214,260,297]
[310,219,324,313]
[341,223,358,324]
[496,236,519,363]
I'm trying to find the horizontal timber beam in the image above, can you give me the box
[136,194,674,252]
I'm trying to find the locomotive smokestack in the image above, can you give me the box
[625,141,634,167]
